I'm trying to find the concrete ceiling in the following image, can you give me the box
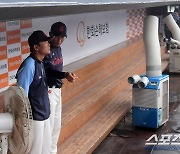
[0,1,179,21]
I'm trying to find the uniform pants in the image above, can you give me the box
[48,88,62,154]
[29,119,51,154]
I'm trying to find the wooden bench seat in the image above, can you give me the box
[60,52,146,145]
[59,87,132,154]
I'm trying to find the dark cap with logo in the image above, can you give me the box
[50,22,67,37]
[28,30,52,47]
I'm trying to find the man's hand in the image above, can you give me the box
[65,72,78,83]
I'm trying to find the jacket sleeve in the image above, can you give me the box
[16,58,35,96]
[43,56,66,79]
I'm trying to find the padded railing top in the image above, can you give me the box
[0,0,179,6]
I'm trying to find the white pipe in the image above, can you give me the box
[143,16,162,77]
[0,113,13,133]
[128,75,141,84]
[164,14,180,41]
[138,77,149,88]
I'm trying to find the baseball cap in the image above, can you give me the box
[50,22,67,37]
[28,30,52,47]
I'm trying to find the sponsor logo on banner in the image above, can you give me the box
[8,56,22,72]
[0,59,8,74]
[0,73,8,88]
[76,21,86,47]
[8,70,17,85]
[21,28,32,42]
[76,21,109,47]
[0,46,7,60]
[86,22,109,39]
[20,19,32,29]
[7,43,21,58]
[7,30,20,45]
[0,22,6,32]
[0,32,7,46]
[21,41,30,54]
[6,20,20,31]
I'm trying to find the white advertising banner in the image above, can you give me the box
[32,10,127,65]
[0,8,146,91]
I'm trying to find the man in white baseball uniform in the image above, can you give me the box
[43,22,78,154]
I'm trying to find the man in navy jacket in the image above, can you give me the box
[16,30,52,154]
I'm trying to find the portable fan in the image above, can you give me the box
[0,86,33,154]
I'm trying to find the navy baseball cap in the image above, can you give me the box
[28,30,52,47]
[50,22,67,37]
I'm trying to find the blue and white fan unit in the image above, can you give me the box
[131,75,169,128]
